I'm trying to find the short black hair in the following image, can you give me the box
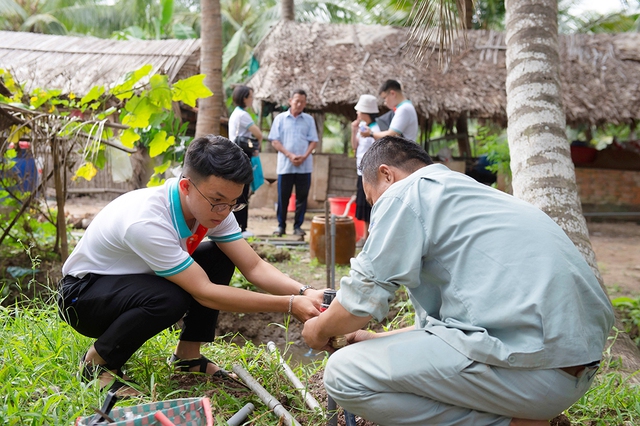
[379,79,402,94]
[359,135,433,183]
[183,135,253,185]
[232,85,253,108]
[364,112,379,122]
[291,88,307,98]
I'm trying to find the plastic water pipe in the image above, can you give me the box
[232,364,301,426]
[266,341,322,412]
[226,403,255,426]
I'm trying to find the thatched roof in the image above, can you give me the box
[249,22,640,127]
[0,31,200,95]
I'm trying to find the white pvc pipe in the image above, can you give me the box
[266,341,322,412]
[232,364,302,426]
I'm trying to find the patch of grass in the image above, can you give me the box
[0,293,328,425]
[566,371,640,424]
[611,296,640,346]
[2,266,640,425]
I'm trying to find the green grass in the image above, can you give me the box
[1,286,639,425]
[0,290,328,425]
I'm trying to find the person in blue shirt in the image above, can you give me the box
[302,136,614,426]
[268,89,319,237]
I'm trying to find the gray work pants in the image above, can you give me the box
[325,330,598,426]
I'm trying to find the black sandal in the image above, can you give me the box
[169,354,249,389]
[80,353,139,397]
[168,354,230,378]
[80,352,125,383]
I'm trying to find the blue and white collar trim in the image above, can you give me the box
[168,179,193,238]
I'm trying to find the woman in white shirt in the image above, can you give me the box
[351,94,380,246]
[228,85,263,237]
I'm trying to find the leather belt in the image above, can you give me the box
[560,361,600,377]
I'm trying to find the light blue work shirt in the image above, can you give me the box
[268,109,318,174]
[338,164,614,369]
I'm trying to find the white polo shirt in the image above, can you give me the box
[62,178,242,278]
[389,100,418,142]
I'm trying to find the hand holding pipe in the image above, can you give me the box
[321,289,347,349]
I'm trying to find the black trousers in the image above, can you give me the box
[57,241,235,370]
[276,173,311,231]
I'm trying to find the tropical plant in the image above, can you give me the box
[0,66,212,258]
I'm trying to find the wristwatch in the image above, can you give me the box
[299,285,313,295]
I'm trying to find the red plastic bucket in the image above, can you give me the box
[287,194,296,212]
[328,197,365,241]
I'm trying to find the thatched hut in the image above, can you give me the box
[0,30,200,95]
[249,22,640,130]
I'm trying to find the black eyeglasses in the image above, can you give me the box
[188,179,247,213]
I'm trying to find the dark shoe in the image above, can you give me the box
[293,227,306,236]
[80,353,141,398]
[169,354,249,389]
[273,227,285,236]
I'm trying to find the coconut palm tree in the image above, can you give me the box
[195,0,223,136]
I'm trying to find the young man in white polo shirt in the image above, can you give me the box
[361,79,419,142]
[59,135,323,395]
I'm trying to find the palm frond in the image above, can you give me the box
[0,0,27,20]
[21,13,68,34]
[406,0,470,69]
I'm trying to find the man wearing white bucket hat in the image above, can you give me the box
[351,94,381,247]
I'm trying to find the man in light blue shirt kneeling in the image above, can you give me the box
[302,136,614,426]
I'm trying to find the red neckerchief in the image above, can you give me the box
[186,224,208,255]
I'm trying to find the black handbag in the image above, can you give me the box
[235,136,258,156]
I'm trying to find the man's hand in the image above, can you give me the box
[346,329,377,345]
[290,154,305,167]
[302,316,333,351]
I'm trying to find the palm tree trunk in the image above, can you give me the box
[195,0,223,137]
[505,0,592,266]
[281,0,294,21]
[464,0,474,29]
[505,0,640,376]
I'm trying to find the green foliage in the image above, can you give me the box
[612,296,640,346]
[474,124,510,177]
[0,196,61,259]
[230,267,257,291]
[1,65,211,185]
[566,370,640,424]
[0,294,327,425]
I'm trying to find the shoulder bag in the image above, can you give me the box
[233,113,259,156]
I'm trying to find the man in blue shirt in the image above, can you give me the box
[268,89,319,237]
[302,136,614,426]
